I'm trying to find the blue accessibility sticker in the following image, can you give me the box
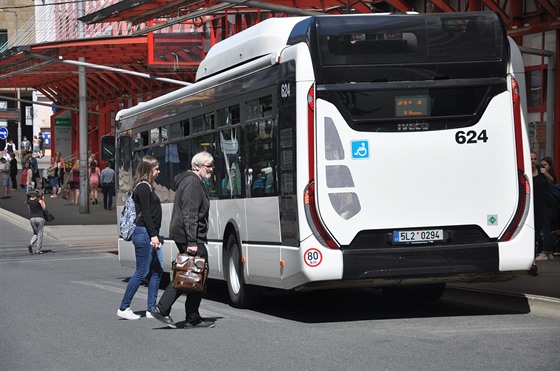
[351,140,369,159]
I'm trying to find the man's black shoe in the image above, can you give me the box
[184,320,215,329]
[150,307,177,329]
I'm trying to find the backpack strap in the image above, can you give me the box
[131,181,152,218]
[133,180,152,193]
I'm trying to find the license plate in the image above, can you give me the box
[393,229,443,244]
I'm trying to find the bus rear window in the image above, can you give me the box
[317,13,504,66]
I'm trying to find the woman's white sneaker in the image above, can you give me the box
[117,308,140,320]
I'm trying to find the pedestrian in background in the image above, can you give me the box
[151,151,215,329]
[3,138,16,158]
[88,151,98,167]
[27,188,46,254]
[100,161,115,210]
[1,157,10,199]
[68,161,80,205]
[117,155,163,320]
[56,152,65,191]
[37,131,44,158]
[32,136,40,157]
[47,157,59,198]
[535,156,557,261]
[528,151,547,275]
[27,151,39,189]
[89,161,101,205]
[20,161,32,196]
[20,136,32,156]
[9,152,18,190]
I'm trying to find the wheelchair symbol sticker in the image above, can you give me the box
[351,140,369,159]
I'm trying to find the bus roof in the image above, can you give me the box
[195,16,307,81]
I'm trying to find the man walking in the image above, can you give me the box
[151,151,215,329]
[100,161,115,210]
[37,131,44,158]
[9,152,17,190]
[20,136,32,155]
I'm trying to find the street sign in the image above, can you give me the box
[0,127,8,140]
[0,109,20,120]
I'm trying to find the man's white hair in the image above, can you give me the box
[191,151,213,168]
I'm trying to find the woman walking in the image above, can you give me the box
[47,157,59,197]
[89,161,101,204]
[68,162,80,205]
[535,156,557,261]
[56,152,65,190]
[27,189,46,254]
[117,155,164,320]
[20,161,32,196]
[32,135,40,157]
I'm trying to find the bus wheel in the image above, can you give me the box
[225,234,259,308]
[382,283,446,302]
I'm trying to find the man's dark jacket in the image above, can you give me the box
[169,170,209,247]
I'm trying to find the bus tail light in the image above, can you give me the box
[304,181,339,249]
[500,77,530,242]
[307,84,315,180]
[500,172,530,242]
[511,77,524,173]
[305,84,337,248]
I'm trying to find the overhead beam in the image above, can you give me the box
[480,0,510,26]
[25,53,190,86]
[534,0,558,18]
[0,94,100,115]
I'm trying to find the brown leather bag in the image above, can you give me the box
[172,253,208,292]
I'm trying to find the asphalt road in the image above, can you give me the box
[1,224,559,370]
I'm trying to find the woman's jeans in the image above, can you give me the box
[29,217,45,253]
[540,207,555,253]
[119,226,163,311]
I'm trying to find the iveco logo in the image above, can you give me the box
[398,122,429,131]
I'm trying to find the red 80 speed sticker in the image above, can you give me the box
[304,248,323,267]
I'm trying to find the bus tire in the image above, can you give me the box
[225,233,260,308]
[382,283,446,302]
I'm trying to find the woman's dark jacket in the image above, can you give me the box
[133,181,162,238]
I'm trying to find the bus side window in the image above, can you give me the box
[219,127,242,199]
[244,119,277,198]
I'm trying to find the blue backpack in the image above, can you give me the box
[119,181,151,241]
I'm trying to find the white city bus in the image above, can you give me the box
[110,12,534,307]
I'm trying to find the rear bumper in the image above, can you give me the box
[341,242,499,280]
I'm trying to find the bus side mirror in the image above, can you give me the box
[100,135,115,162]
